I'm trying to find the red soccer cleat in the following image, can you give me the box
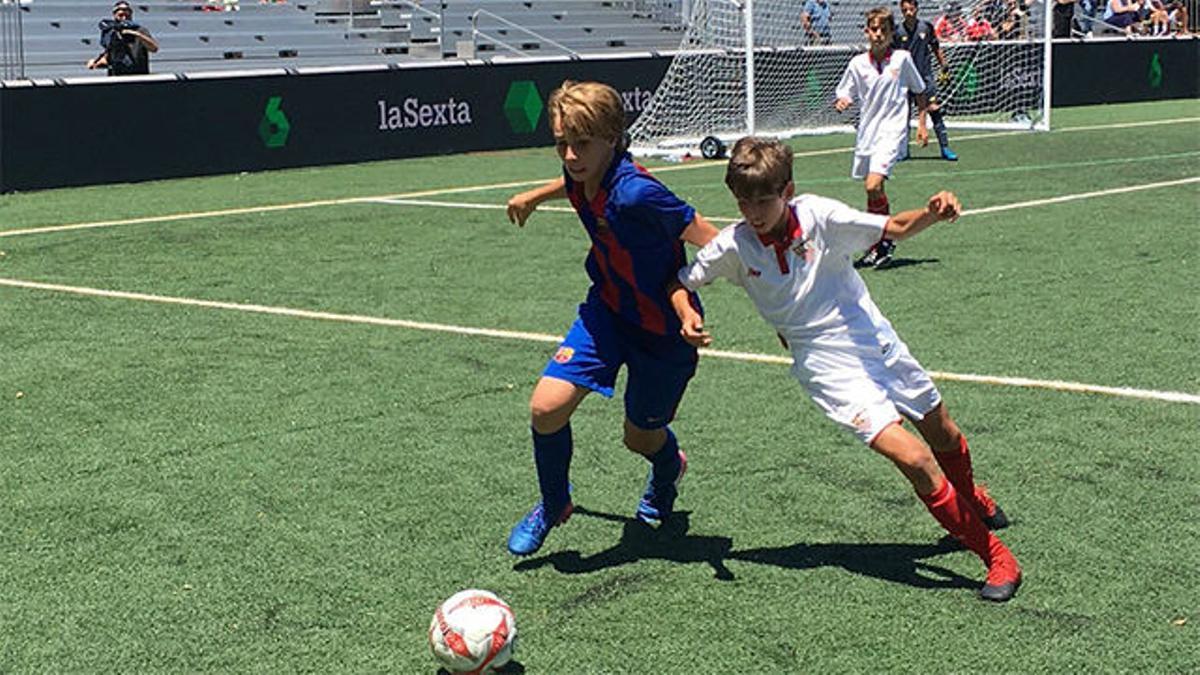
[979,541,1022,602]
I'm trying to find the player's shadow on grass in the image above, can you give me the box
[858,256,940,271]
[513,507,737,580]
[878,256,939,270]
[514,506,976,590]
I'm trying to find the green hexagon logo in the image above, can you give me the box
[504,81,543,134]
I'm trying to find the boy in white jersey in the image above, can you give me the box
[835,6,927,269]
[669,137,1021,602]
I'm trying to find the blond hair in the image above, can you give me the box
[547,80,626,149]
[866,6,896,32]
[724,137,794,199]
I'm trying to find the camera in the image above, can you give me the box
[98,18,141,66]
[99,18,141,40]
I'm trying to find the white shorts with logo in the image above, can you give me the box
[790,338,941,445]
[850,134,906,180]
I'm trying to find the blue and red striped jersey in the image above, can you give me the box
[564,151,699,336]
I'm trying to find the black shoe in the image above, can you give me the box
[974,486,1010,530]
[854,244,881,269]
[872,239,896,269]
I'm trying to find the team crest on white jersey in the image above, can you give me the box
[791,236,815,263]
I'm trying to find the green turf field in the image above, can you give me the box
[1,99,1197,672]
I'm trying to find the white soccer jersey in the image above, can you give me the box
[678,194,898,352]
[836,49,926,155]
[679,195,942,442]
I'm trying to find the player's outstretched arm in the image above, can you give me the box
[507,177,566,227]
[668,280,711,348]
[883,191,961,240]
[681,213,721,248]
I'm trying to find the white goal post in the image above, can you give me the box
[628,0,1052,157]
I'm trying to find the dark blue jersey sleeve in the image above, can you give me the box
[619,176,697,242]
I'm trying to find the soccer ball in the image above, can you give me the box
[428,589,517,674]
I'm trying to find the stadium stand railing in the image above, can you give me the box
[10,0,687,79]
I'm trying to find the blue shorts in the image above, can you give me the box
[542,299,698,430]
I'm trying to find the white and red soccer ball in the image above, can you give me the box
[428,589,517,674]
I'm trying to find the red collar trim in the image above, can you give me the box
[870,48,892,71]
[755,206,802,249]
[756,206,803,275]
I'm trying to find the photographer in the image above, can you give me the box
[86,1,158,76]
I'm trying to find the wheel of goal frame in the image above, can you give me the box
[699,136,727,160]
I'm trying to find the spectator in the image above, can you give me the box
[1103,0,1142,34]
[1145,0,1170,33]
[967,4,1001,37]
[934,1,970,40]
[1052,0,1077,37]
[1167,0,1189,34]
[997,0,1029,38]
[1076,0,1099,38]
[801,0,834,45]
[86,1,158,75]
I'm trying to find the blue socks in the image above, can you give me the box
[647,427,681,482]
[533,424,572,516]
[931,109,950,149]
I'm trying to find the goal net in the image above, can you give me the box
[627,0,1051,157]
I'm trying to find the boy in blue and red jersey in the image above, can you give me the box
[503,80,720,556]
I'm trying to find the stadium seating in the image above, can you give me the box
[12,0,688,79]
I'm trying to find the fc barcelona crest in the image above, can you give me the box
[553,346,575,364]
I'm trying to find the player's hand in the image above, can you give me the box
[506,192,538,227]
[834,97,852,112]
[916,126,929,147]
[678,312,712,348]
[927,191,961,222]
[937,68,952,86]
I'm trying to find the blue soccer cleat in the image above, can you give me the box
[941,146,959,161]
[636,450,688,524]
[507,499,573,556]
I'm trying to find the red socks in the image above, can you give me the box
[919,476,997,565]
[935,435,982,512]
[867,194,890,215]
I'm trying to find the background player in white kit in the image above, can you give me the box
[668,137,1022,602]
[834,6,928,270]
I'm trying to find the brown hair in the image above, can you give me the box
[866,6,896,32]
[547,80,626,149]
[724,137,793,198]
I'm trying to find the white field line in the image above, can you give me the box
[364,175,1200,223]
[1,276,1196,405]
[1,116,1196,241]
[961,176,1200,216]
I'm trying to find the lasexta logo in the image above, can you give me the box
[259,96,291,149]
[1148,53,1163,89]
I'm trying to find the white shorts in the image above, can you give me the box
[850,135,906,180]
[791,339,941,445]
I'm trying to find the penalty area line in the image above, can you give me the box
[0,276,1196,406]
